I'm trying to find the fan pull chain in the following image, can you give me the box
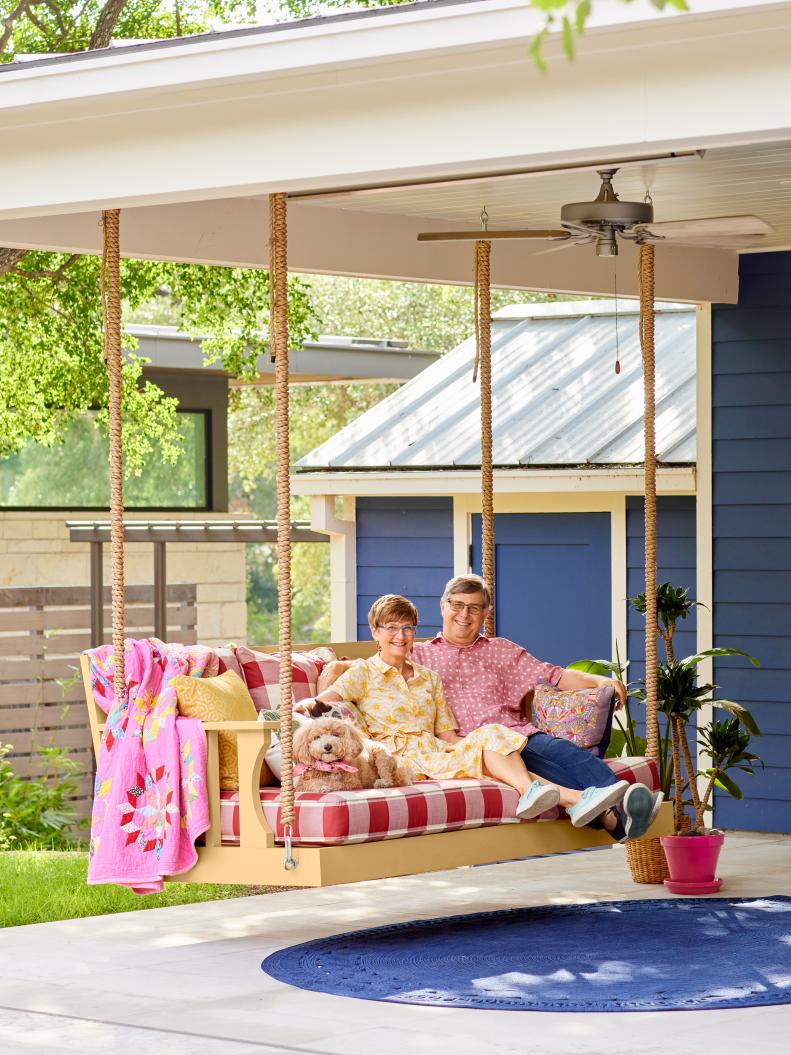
[613,258,621,375]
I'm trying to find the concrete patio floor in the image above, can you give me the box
[1,831,789,1055]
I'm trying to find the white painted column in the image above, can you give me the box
[452,496,472,575]
[695,303,715,809]
[310,495,357,642]
[611,495,628,670]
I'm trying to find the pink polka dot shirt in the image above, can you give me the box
[411,634,563,738]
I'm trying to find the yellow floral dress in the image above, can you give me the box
[331,654,526,780]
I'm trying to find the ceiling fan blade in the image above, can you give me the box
[417,230,571,242]
[532,238,591,257]
[638,215,773,247]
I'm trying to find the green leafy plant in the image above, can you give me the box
[630,582,702,664]
[630,583,762,834]
[0,742,86,850]
[696,716,762,830]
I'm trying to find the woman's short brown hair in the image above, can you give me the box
[368,594,418,630]
[441,574,491,608]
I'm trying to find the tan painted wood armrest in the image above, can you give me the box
[202,720,278,731]
[202,721,278,851]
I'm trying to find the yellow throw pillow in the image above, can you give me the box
[173,670,257,791]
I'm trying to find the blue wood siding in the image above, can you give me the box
[712,251,791,833]
[471,512,611,666]
[626,497,697,685]
[355,497,453,640]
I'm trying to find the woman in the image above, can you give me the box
[316,594,629,824]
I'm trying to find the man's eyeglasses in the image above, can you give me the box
[376,624,417,636]
[445,600,485,615]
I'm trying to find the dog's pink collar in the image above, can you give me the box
[294,760,358,776]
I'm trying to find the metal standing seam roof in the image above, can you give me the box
[296,301,697,471]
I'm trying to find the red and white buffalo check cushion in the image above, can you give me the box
[219,756,660,847]
[234,646,324,713]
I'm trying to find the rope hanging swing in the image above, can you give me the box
[471,233,664,883]
[96,204,663,886]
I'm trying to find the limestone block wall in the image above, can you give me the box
[0,511,247,646]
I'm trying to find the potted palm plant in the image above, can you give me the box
[656,667,762,893]
[631,584,762,891]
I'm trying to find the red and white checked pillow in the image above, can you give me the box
[235,646,326,713]
[215,646,244,680]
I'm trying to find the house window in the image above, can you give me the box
[0,410,209,510]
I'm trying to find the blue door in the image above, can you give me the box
[471,512,611,667]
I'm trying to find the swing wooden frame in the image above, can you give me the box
[82,197,671,888]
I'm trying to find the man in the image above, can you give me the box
[411,574,662,841]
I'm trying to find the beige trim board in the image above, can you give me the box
[293,467,697,498]
[455,493,628,664]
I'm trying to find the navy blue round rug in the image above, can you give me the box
[262,896,791,1012]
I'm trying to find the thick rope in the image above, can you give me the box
[269,193,295,833]
[639,244,659,762]
[101,209,126,708]
[475,240,495,637]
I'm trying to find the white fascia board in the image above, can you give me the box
[0,0,786,116]
[0,2,544,114]
[291,466,697,497]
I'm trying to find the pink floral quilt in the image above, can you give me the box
[86,638,217,893]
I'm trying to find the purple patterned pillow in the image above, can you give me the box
[532,681,615,754]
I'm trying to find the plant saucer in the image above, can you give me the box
[664,877,723,895]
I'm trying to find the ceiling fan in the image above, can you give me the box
[417,168,773,256]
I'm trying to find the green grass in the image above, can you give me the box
[0,851,286,928]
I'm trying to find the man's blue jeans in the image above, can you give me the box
[520,732,627,840]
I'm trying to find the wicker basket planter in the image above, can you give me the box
[625,835,670,884]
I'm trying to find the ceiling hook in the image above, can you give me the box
[480,206,489,232]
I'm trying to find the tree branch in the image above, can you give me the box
[0,247,29,277]
[1,0,40,54]
[9,254,79,281]
[88,0,130,50]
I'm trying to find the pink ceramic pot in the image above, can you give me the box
[660,832,725,894]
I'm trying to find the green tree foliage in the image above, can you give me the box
[306,275,564,355]
[0,252,316,475]
[0,1,257,61]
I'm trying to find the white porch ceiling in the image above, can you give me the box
[296,142,791,252]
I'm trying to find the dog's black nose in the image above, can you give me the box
[323,742,333,752]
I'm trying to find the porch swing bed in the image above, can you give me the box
[82,196,671,889]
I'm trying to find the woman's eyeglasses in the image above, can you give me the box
[446,600,485,615]
[376,624,417,636]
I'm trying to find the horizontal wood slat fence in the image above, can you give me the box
[0,584,197,825]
